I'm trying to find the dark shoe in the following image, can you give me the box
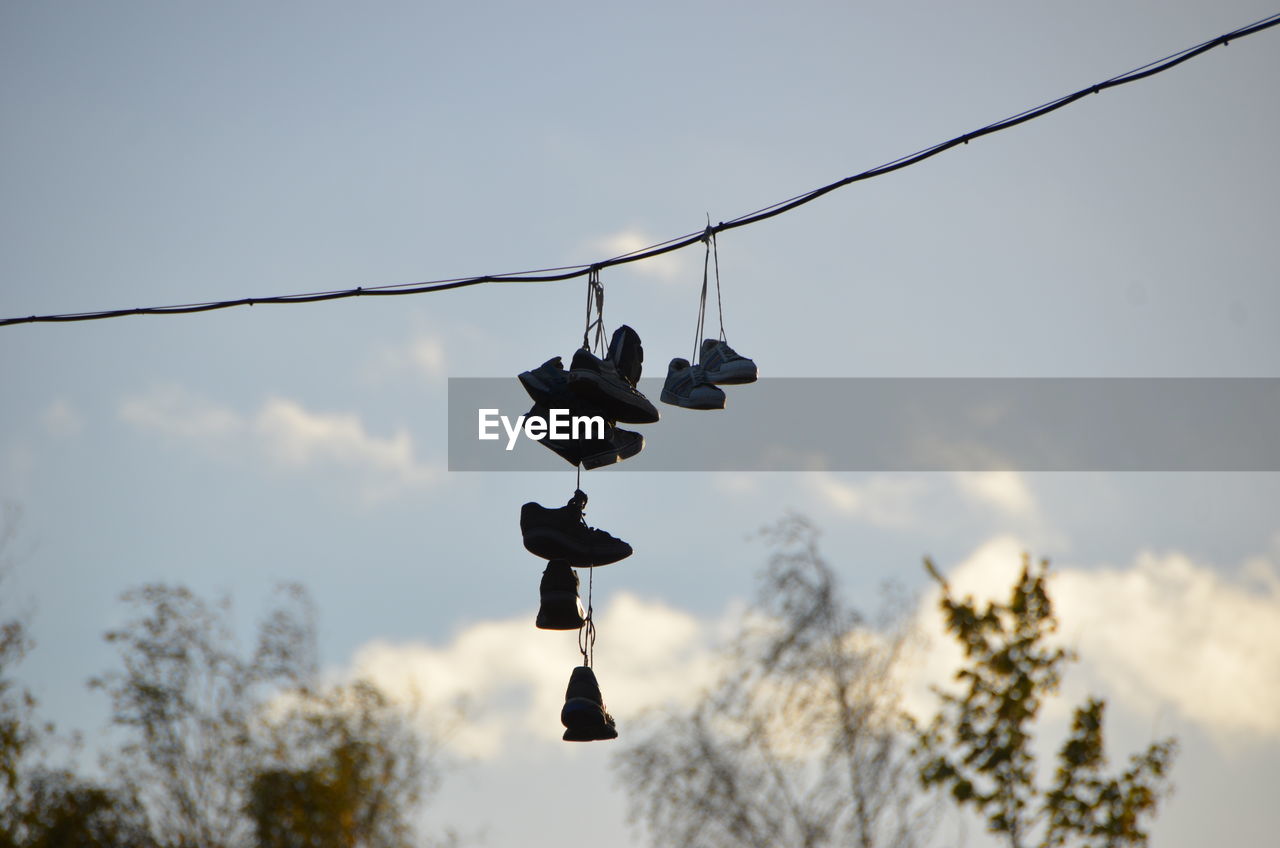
[537,560,586,630]
[660,357,726,410]
[526,400,643,470]
[607,324,645,388]
[520,489,632,567]
[518,356,569,404]
[567,347,660,424]
[699,338,758,384]
[561,666,618,741]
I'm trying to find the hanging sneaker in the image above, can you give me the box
[524,399,643,470]
[660,357,726,410]
[561,665,618,741]
[520,490,632,566]
[567,347,660,424]
[699,338,758,385]
[536,560,586,631]
[607,324,645,389]
[518,356,569,404]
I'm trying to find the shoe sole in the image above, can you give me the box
[522,527,632,566]
[580,432,643,470]
[703,364,758,385]
[567,372,660,424]
[561,698,618,741]
[660,388,726,410]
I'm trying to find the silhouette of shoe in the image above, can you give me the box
[518,356,569,404]
[699,338,757,385]
[607,324,645,389]
[537,560,586,631]
[520,490,632,567]
[561,665,618,741]
[525,400,643,470]
[567,347,660,424]
[660,357,726,410]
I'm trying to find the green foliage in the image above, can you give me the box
[915,554,1177,848]
[89,583,438,848]
[3,502,443,848]
[248,681,431,848]
[7,769,154,848]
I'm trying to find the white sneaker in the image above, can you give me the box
[699,339,757,385]
[660,358,726,410]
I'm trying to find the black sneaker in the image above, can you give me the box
[520,490,632,567]
[607,325,645,389]
[567,347,660,424]
[525,400,643,470]
[699,338,758,385]
[518,356,569,405]
[536,560,586,630]
[561,666,618,742]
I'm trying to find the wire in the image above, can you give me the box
[4,12,1278,329]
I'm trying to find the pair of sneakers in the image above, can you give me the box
[660,338,757,410]
[517,325,659,469]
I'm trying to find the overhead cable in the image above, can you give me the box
[4,12,1278,329]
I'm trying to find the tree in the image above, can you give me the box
[248,681,440,848]
[91,582,443,848]
[914,554,1177,848]
[615,516,932,848]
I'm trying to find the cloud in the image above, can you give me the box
[118,386,436,500]
[588,228,689,283]
[901,537,1280,743]
[806,472,925,528]
[254,398,432,491]
[371,333,449,381]
[952,471,1037,519]
[41,398,84,439]
[119,384,242,441]
[343,592,720,759]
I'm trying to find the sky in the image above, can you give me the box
[2,1,1279,846]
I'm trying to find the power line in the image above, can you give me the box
[4,12,1278,329]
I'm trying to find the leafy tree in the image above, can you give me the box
[616,516,932,848]
[248,681,439,848]
[914,554,1177,848]
[9,768,154,848]
[91,582,443,848]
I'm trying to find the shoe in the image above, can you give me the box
[525,400,644,470]
[520,490,632,566]
[561,666,618,741]
[699,338,757,385]
[537,560,586,630]
[660,358,726,410]
[607,325,645,389]
[518,356,569,404]
[567,347,660,424]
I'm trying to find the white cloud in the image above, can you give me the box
[900,537,1280,743]
[119,386,436,500]
[1053,551,1280,739]
[371,333,449,381]
[119,384,243,441]
[343,592,720,759]
[588,228,689,283]
[952,471,1037,519]
[806,472,925,528]
[254,397,432,490]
